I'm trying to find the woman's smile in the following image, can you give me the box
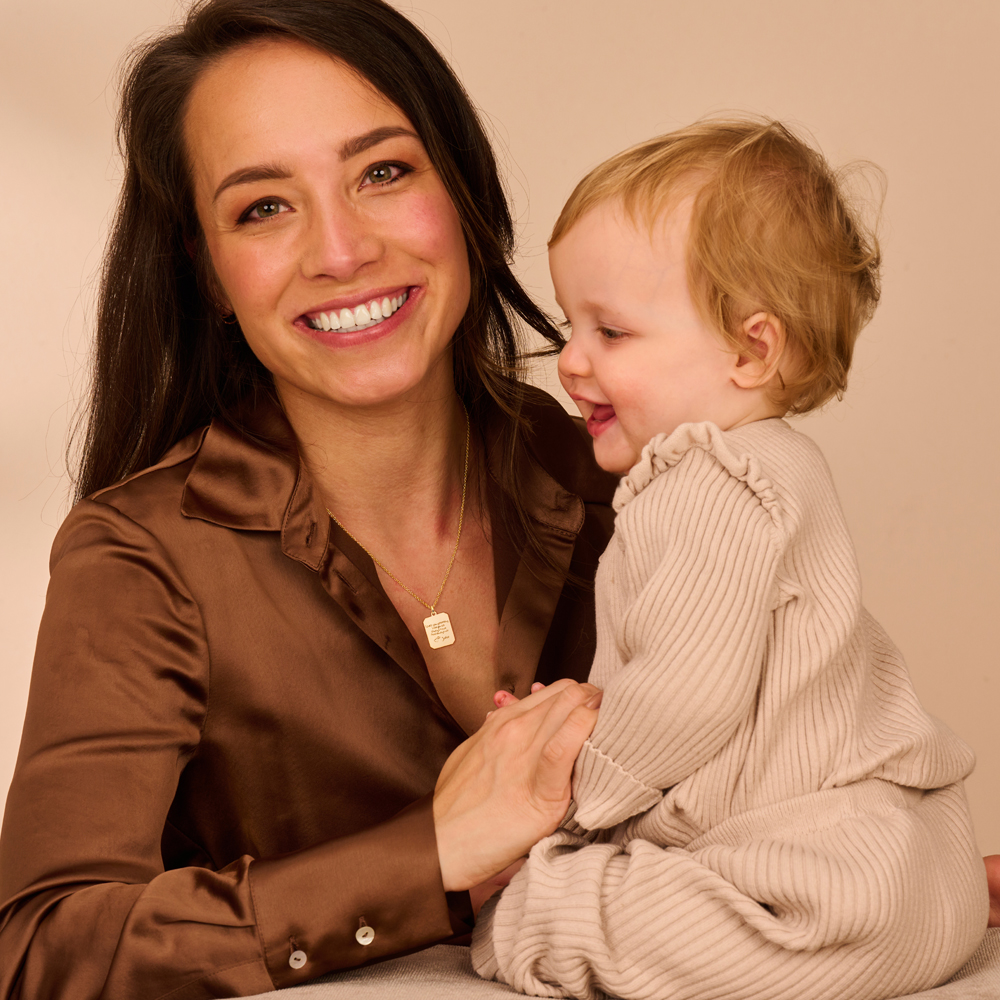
[301,287,410,335]
[296,286,415,349]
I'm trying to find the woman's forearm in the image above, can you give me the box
[0,798,464,999]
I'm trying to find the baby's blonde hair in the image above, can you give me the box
[550,117,882,414]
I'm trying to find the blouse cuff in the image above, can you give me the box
[445,889,475,943]
[249,793,456,988]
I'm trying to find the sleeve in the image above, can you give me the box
[571,444,784,829]
[0,501,467,1000]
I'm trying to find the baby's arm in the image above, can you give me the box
[498,442,782,831]
[571,441,784,829]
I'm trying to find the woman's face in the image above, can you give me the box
[184,38,471,413]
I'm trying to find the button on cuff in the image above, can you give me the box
[356,924,375,946]
[288,949,307,969]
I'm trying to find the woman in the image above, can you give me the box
[0,1,616,996]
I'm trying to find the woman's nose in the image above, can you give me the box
[301,200,382,282]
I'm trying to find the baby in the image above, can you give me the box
[473,119,988,1000]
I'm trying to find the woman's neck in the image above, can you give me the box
[277,379,472,551]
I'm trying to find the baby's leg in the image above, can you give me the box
[478,782,988,1000]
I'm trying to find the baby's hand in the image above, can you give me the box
[491,683,546,712]
[468,857,528,917]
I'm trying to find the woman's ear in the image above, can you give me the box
[731,312,786,389]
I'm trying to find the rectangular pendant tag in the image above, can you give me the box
[423,612,456,649]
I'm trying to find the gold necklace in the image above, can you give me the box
[326,405,470,650]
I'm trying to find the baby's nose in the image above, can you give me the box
[557,335,590,386]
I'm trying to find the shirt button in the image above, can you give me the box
[355,924,375,946]
[288,950,307,969]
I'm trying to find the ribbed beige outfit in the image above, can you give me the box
[472,419,988,1000]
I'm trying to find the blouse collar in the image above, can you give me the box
[177,391,616,728]
[179,390,611,566]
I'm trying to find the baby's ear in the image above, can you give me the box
[731,312,786,389]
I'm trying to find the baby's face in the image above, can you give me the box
[552,197,742,475]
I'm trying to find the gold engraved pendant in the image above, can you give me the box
[423,612,456,649]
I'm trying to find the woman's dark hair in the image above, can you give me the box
[76,0,565,553]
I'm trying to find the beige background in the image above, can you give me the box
[2,0,997,853]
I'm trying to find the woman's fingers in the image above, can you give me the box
[517,681,602,759]
[529,693,601,805]
[492,679,594,713]
[490,682,603,801]
[434,679,603,892]
[488,677,578,718]
[494,677,600,715]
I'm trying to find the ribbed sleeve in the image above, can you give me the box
[472,420,987,1000]
[573,432,784,829]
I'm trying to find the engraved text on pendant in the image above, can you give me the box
[423,612,455,649]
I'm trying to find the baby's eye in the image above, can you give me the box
[599,326,627,342]
[361,162,410,187]
[240,199,290,224]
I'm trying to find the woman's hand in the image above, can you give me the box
[433,678,602,892]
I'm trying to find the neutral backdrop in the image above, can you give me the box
[2,0,997,853]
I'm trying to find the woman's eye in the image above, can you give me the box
[240,199,289,223]
[361,162,409,187]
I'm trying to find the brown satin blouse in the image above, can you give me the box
[0,389,616,999]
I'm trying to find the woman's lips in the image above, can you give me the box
[586,404,616,437]
[305,290,409,333]
[295,287,418,348]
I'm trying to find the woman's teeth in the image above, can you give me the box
[308,291,409,332]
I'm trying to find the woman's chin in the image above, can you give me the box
[280,354,454,415]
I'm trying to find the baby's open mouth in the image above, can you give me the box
[585,403,617,437]
[306,290,409,332]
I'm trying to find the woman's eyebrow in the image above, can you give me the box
[338,125,419,160]
[213,163,291,204]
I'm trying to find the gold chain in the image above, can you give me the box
[326,404,470,614]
